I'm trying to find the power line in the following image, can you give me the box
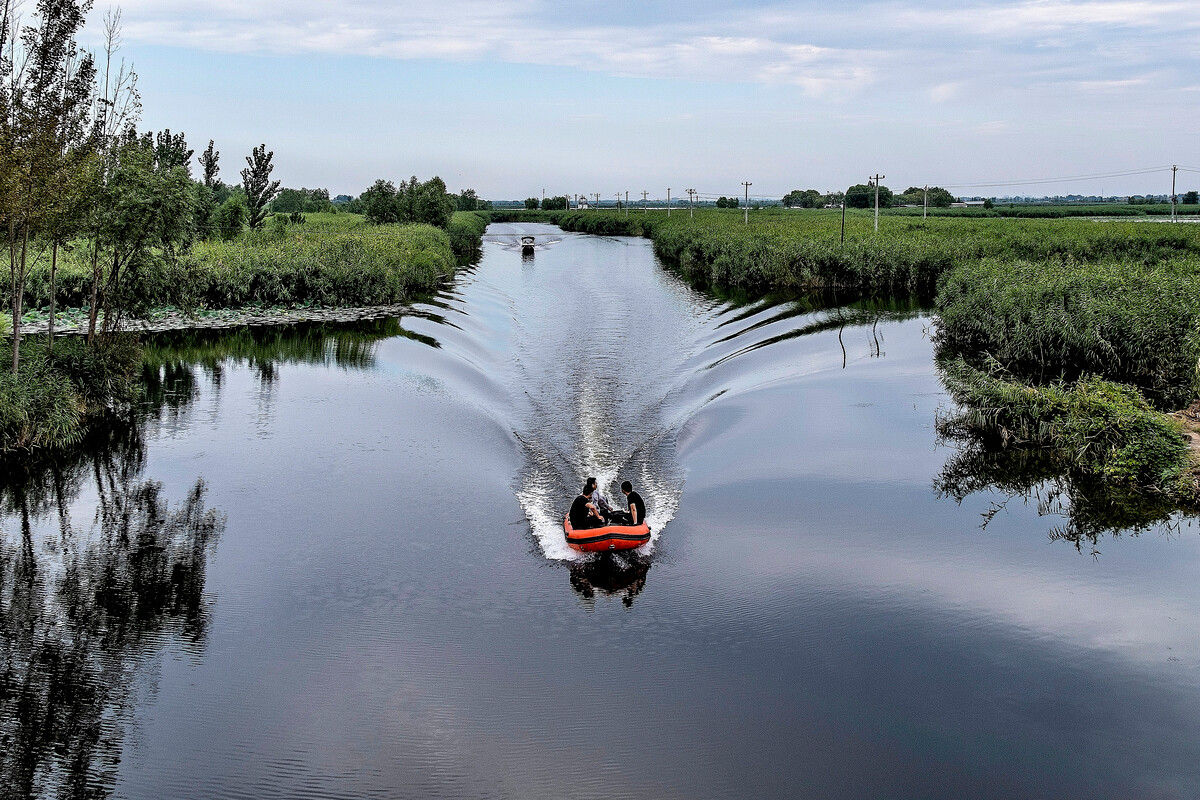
[938,166,1173,190]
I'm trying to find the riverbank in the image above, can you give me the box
[1,211,488,454]
[14,212,486,312]
[11,302,423,336]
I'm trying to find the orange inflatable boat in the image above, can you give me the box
[564,515,651,552]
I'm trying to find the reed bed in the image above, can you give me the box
[17,220,459,312]
[540,208,1200,297]
[935,255,1200,409]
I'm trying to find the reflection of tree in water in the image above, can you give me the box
[569,554,651,607]
[139,316,441,409]
[935,426,1194,558]
[0,421,225,799]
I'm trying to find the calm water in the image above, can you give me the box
[3,223,1200,799]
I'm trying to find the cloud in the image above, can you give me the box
[92,1,1200,107]
[930,81,964,103]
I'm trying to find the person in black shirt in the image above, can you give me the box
[569,483,606,529]
[609,480,647,526]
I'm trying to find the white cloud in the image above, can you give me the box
[93,0,1200,102]
[930,81,964,103]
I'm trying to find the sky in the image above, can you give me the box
[75,0,1200,199]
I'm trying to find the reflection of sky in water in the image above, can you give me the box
[4,224,1200,799]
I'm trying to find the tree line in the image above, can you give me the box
[783,186,957,209]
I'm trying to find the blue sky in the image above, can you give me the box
[84,0,1200,199]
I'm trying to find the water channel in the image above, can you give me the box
[3,223,1200,798]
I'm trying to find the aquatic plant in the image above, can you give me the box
[937,357,1196,499]
[935,255,1200,409]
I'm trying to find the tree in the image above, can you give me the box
[541,195,567,210]
[716,196,739,208]
[272,187,332,214]
[240,143,280,229]
[1183,191,1199,205]
[410,176,454,228]
[782,189,823,208]
[199,140,219,188]
[154,129,192,174]
[846,183,893,209]
[524,197,539,210]
[83,128,200,338]
[361,176,457,227]
[1,0,98,372]
[455,188,480,211]
[361,179,399,224]
[900,186,955,208]
[213,195,246,240]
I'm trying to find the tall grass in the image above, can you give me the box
[532,208,1200,297]
[15,214,471,312]
[447,211,489,260]
[935,255,1200,409]
[178,224,456,309]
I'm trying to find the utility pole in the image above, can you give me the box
[593,192,600,211]
[667,188,671,217]
[742,181,752,224]
[840,199,846,245]
[641,190,649,212]
[923,185,928,220]
[1172,165,1178,223]
[541,188,545,208]
[625,191,629,218]
[687,188,697,219]
[615,192,621,213]
[869,174,885,232]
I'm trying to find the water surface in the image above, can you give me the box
[3,223,1200,799]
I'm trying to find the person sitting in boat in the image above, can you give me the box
[608,481,647,527]
[569,483,606,530]
[585,476,613,520]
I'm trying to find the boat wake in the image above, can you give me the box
[398,223,923,566]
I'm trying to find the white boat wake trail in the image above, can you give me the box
[405,223,919,563]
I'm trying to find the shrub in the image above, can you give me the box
[447,211,488,259]
[938,357,1194,497]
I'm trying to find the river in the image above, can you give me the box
[2,223,1199,799]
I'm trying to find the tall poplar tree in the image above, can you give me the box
[241,143,280,229]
